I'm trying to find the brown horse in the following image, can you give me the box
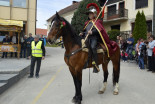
[48,12,120,104]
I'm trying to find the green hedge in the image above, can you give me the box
[107,29,120,41]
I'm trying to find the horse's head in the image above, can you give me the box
[47,12,66,44]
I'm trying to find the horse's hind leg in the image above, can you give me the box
[112,55,120,95]
[98,61,109,94]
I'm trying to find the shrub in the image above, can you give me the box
[107,29,120,41]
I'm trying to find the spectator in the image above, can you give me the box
[152,45,155,73]
[144,40,149,68]
[28,35,46,78]
[20,35,27,58]
[138,39,145,69]
[116,36,120,45]
[59,36,64,48]
[27,33,34,58]
[135,40,140,52]
[121,50,128,62]
[147,36,155,72]
[135,40,140,62]
[120,37,128,51]
[126,34,134,61]
[1,35,10,58]
[39,34,46,46]
[10,33,18,57]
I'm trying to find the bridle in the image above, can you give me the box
[49,19,87,69]
[49,21,64,44]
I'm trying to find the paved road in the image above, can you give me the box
[0,47,155,104]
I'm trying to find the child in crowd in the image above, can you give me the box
[138,39,146,69]
[121,50,128,62]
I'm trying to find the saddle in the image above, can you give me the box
[81,39,107,53]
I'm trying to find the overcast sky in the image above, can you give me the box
[37,0,81,29]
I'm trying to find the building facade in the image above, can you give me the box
[47,1,79,34]
[103,0,153,34]
[47,0,153,36]
[0,0,37,36]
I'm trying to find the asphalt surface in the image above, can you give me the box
[0,47,155,104]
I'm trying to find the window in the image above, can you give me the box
[135,0,148,9]
[12,0,27,8]
[0,0,10,6]
[108,5,117,16]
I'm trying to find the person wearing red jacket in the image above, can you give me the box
[80,3,118,73]
[152,45,155,73]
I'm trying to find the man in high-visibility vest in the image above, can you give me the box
[28,35,45,78]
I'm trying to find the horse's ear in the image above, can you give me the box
[56,11,60,19]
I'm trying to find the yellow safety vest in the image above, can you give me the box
[31,41,43,57]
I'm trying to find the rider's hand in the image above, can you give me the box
[88,30,92,35]
[79,33,83,36]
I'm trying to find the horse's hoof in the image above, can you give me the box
[98,91,104,94]
[75,100,81,104]
[113,91,119,95]
[72,98,77,103]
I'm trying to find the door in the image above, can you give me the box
[108,5,117,17]
[119,2,125,17]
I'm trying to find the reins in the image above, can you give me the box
[65,47,86,63]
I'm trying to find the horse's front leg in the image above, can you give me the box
[98,62,109,94]
[69,67,82,104]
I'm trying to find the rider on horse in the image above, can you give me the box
[80,3,118,73]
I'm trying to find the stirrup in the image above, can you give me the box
[92,61,100,72]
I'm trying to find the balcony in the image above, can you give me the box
[103,9,128,22]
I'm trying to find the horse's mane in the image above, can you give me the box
[60,17,82,47]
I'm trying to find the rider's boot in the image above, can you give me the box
[92,50,100,73]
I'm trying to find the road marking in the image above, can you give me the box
[31,67,63,104]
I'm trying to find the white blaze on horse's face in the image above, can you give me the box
[51,21,55,29]
[48,20,56,43]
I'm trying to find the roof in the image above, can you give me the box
[36,28,47,36]
[47,2,80,22]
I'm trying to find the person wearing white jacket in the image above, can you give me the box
[147,36,155,71]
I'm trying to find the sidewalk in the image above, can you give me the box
[0,58,30,94]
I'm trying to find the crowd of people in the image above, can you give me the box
[1,33,46,59]
[117,34,155,73]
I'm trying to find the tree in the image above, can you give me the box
[71,0,101,34]
[141,11,147,39]
[133,11,147,43]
